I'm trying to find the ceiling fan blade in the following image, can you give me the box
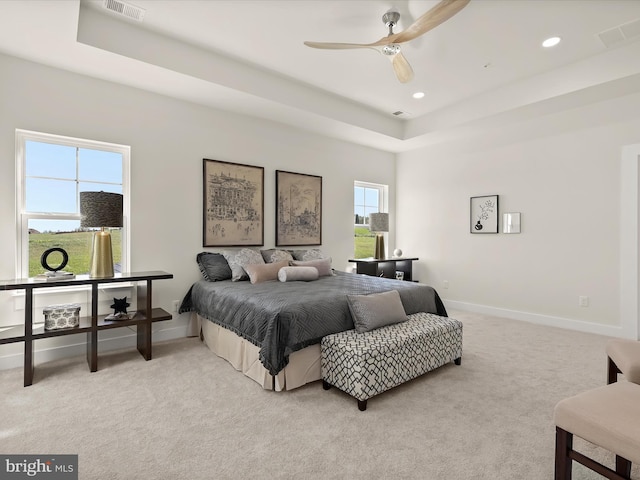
[304,40,388,50]
[390,52,414,83]
[392,0,470,44]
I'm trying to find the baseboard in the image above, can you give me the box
[444,299,628,338]
[2,301,628,372]
[0,323,191,371]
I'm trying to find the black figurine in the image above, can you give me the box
[110,297,130,315]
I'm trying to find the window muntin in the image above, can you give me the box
[16,130,130,278]
[354,181,387,259]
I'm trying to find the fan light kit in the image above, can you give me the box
[304,0,470,83]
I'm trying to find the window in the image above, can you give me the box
[16,130,130,278]
[354,181,387,259]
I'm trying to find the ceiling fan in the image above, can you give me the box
[304,0,470,83]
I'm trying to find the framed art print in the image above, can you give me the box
[470,195,499,234]
[276,170,322,246]
[203,158,264,247]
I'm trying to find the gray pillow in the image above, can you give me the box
[289,248,326,261]
[222,248,264,281]
[260,249,294,263]
[196,252,232,281]
[346,290,408,333]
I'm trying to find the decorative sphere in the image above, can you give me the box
[393,248,403,258]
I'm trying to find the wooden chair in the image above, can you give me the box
[554,382,640,480]
[606,338,640,384]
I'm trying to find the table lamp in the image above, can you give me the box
[80,191,123,278]
[369,212,389,260]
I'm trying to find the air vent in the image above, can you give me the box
[597,18,640,48]
[102,0,146,22]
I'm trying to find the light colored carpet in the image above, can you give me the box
[0,310,638,479]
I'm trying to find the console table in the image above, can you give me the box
[0,271,173,386]
[349,257,418,281]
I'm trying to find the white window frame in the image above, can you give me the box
[15,129,131,280]
[354,181,388,226]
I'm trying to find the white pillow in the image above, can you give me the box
[346,290,407,333]
[278,266,319,282]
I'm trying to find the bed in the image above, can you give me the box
[180,252,447,391]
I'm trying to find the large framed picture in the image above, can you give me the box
[203,158,264,247]
[470,195,499,234]
[276,170,322,246]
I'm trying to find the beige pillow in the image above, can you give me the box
[346,290,408,333]
[290,257,332,277]
[244,260,288,284]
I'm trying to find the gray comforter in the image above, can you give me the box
[180,270,447,375]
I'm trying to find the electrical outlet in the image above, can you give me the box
[443,280,449,289]
[172,300,180,312]
[579,296,589,307]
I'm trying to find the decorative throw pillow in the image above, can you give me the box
[290,257,332,277]
[222,248,264,281]
[196,252,232,281]
[260,249,294,264]
[278,266,319,282]
[289,248,326,261]
[244,260,288,284]
[346,290,408,334]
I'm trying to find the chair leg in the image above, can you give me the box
[615,456,631,478]
[608,357,621,384]
[555,427,573,480]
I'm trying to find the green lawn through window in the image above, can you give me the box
[354,226,375,259]
[28,230,122,277]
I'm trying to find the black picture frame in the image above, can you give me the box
[470,195,499,234]
[203,158,264,247]
[276,170,322,246]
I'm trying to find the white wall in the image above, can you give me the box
[397,92,640,338]
[0,53,395,367]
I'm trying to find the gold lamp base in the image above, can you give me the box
[374,233,386,260]
[89,229,114,278]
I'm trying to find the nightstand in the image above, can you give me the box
[348,257,418,281]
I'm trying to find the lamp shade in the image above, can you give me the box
[369,212,389,233]
[80,192,123,228]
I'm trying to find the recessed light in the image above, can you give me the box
[542,36,561,48]
[412,92,425,99]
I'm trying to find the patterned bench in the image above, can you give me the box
[321,312,463,411]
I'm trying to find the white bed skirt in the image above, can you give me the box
[194,313,322,391]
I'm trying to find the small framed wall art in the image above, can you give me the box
[503,212,521,234]
[276,170,322,246]
[203,158,264,247]
[470,195,499,234]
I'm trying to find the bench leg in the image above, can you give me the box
[322,379,331,390]
[454,357,461,365]
[357,399,367,411]
[555,427,573,480]
[616,456,631,477]
[608,357,621,384]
